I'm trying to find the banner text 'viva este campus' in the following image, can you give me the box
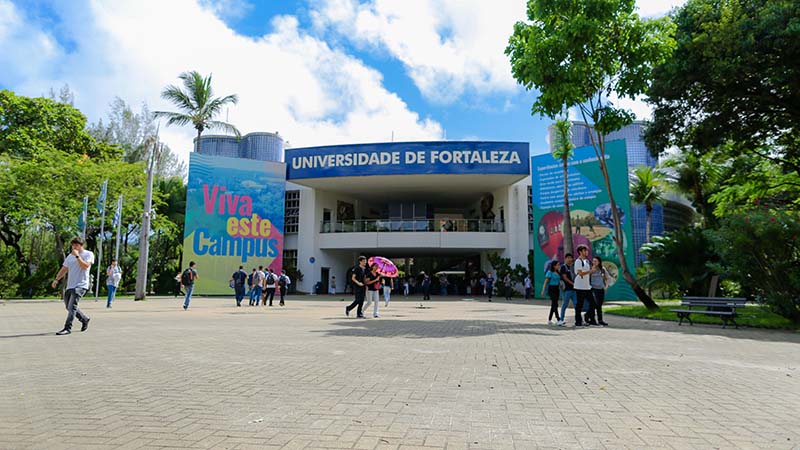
[183,153,285,295]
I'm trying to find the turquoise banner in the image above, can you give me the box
[531,140,636,300]
[183,153,286,295]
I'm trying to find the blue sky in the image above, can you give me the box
[0,0,684,162]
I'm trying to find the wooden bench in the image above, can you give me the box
[671,296,748,328]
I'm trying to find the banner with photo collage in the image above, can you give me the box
[531,140,636,300]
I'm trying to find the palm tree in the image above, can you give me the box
[660,150,722,224]
[552,119,575,258]
[629,166,666,244]
[154,71,240,151]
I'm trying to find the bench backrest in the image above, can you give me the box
[682,296,747,308]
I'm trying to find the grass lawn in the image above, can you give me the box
[606,303,798,330]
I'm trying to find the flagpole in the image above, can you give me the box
[95,180,108,299]
[81,196,88,239]
[114,195,123,262]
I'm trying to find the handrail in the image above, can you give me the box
[320,219,505,233]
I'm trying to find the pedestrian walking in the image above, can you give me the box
[383,276,393,307]
[421,272,431,300]
[264,268,277,306]
[278,269,291,306]
[541,261,561,324]
[181,261,198,310]
[558,254,576,326]
[365,263,382,318]
[246,268,256,303]
[345,256,368,318]
[524,273,532,300]
[485,272,495,301]
[52,237,94,335]
[105,258,122,308]
[231,266,247,307]
[590,256,610,326]
[503,273,513,300]
[573,245,597,326]
[403,278,409,296]
[251,266,264,306]
[329,276,337,295]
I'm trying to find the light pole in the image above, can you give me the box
[134,136,161,301]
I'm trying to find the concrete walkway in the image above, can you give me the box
[1,295,798,449]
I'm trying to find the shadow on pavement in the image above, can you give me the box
[313,319,580,339]
[0,332,55,339]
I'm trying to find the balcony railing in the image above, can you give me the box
[320,219,505,233]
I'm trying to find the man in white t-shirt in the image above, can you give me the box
[51,237,95,335]
[573,244,597,326]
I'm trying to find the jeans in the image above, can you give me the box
[106,284,117,307]
[234,285,245,306]
[64,288,89,330]
[560,290,576,322]
[366,290,380,316]
[547,285,560,321]
[575,289,595,325]
[346,290,366,316]
[592,288,606,322]
[279,286,286,306]
[383,286,391,304]
[250,286,262,305]
[183,284,194,309]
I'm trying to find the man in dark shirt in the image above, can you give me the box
[345,256,368,318]
[558,253,576,326]
[231,266,248,307]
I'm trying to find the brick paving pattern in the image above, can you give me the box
[1,296,798,450]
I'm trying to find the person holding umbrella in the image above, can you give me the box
[366,256,399,316]
[365,263,382,318]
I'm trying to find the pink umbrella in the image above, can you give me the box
[368,256,399,278]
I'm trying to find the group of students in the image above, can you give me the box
[541,244,611,327]
[344,256,394,318]
[232,265,292,308]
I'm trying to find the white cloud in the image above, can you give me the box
[311,0,686,104]
[311,0,526,103]
[0,0,442,164]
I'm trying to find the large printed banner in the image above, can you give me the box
[531,140,636,300]
[183,153,286,295]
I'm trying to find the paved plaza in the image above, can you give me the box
[1,295,798,450]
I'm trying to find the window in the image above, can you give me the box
[283,249,298,271]
[285,190,300,233]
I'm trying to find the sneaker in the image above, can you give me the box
[548,320,554,325]
[183,305,188,310]
[356,314,365,319]
[106,305,112,309]
[373,314,380,318]
[599,321,609,326]
[80,318,90,332]
[345,307,350,317]
[55,329,71,335]
[385,302,389,307]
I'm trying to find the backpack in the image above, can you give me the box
[181,269,193,285]
[266,273,276,285]
[278,275,287,288]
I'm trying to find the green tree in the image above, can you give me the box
[629,166,666,244]
[645,0,800,174]
[639,227,718,296]
[659,149,723,223]
[552,119,575,257]
[154,71,240,152]
[506,0,676,309]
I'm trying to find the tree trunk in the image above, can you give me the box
[561,154,574,258]
[645,204,652,244]
[596,137,658,310]
[195,128,202,152]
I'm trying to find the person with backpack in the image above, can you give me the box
[181,261,198,310]
[421,272,431,300]
[231,266,248,307]
[278,269,291,306]
[251,266,264,306]
[573,245,597,326]
[264,268,278,306]
[558,253,576,326]
[246,268,256,303]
